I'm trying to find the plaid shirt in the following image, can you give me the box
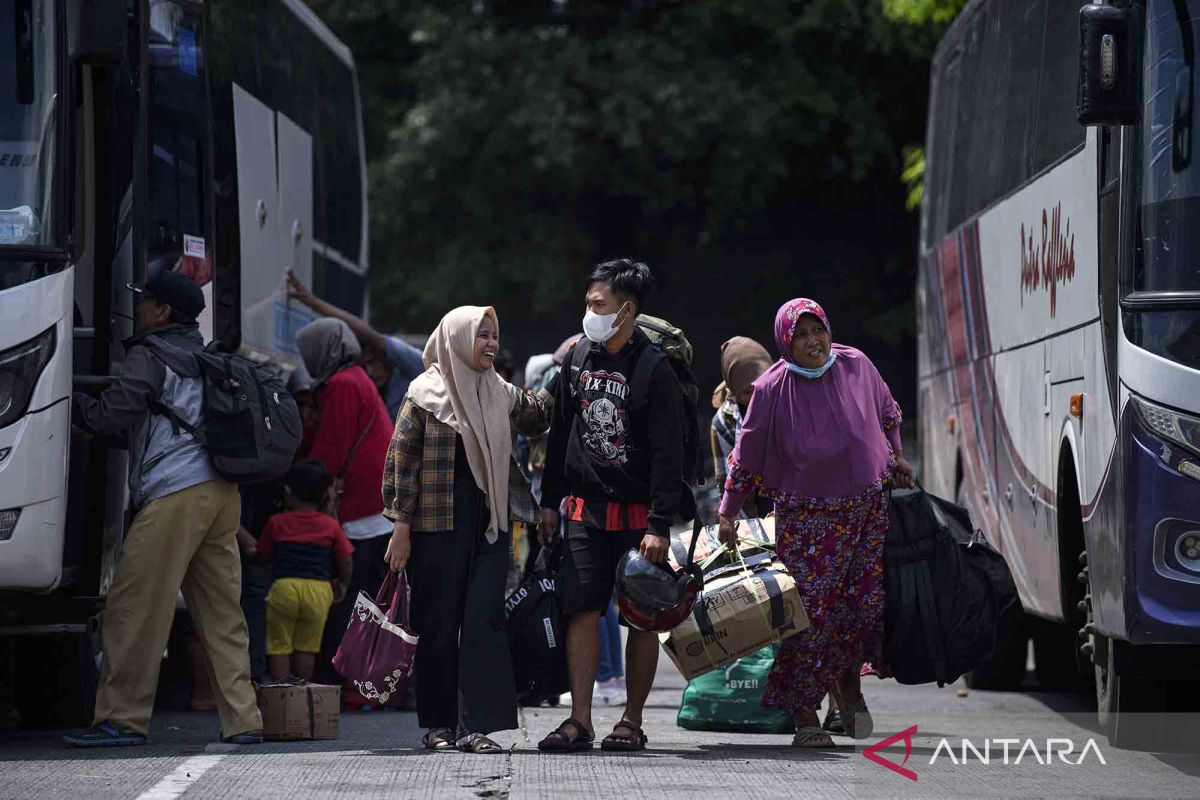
[382,389,552,533]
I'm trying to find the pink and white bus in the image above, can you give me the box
[919,0,1200,745]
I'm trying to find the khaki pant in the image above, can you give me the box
[94,480,262,737]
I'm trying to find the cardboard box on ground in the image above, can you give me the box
[661,517,810,681]
[256,683,341,741]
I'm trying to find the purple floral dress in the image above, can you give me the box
[718,298,904,714]
[726,465,892,713]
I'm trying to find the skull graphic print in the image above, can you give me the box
[579,369,630,466]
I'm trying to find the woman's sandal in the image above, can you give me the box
[537,718,594,752]
[792,726,837,748]
[458,733,505,754]
[601,720,648,752]
[822,706,845,735]
[422,727,456,751]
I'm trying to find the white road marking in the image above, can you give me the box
[136,753,225,800]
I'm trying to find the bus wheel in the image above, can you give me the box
[1095,635,1168,749]
[1032,618,1088,691]
[965,616,1028,690]
[15,629,100,728]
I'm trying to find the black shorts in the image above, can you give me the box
[557,521,646,622]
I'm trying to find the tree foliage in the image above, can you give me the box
[306,0,963,409]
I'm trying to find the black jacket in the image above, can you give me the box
[540,329,684,536]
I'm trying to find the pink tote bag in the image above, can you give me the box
[331,571,418,705]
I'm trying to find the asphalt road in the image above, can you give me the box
[3,657,1200,799]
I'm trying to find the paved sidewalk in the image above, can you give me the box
[4,660,1200,798]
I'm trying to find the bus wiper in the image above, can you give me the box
[15,0,34,105]
[1172,0,1195,169]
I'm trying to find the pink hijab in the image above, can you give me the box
[718,298,902,514]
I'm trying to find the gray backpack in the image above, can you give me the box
[148,339,302,484]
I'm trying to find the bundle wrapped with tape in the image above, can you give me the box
[659,547,808,681]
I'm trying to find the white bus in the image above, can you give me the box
[0,0,368,725]
[919,0,1200,744]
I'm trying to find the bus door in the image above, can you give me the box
[230,84,313,363]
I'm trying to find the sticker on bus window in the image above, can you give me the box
[184,234,205,259]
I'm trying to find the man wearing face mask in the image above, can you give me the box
[536,259,685,753]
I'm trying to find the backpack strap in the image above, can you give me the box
[627,345,666,410]
[338,414,376,480]
[567,341,590,407]
[148,398,205,443]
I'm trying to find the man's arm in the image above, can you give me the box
[286,269,388,355]
[71,345,165,446]
[539,360,573,512]
[645,361,685,537]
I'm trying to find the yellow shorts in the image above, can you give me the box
[265,577,334,656]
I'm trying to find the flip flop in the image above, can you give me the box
[62,722,147,748]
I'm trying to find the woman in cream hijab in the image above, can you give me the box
[381,306,550,754]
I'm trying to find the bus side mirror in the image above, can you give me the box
[67,0,126,65]
[1078,3,1139,125]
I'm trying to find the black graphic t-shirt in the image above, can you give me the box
[540,329,686,537]
[578,369,630,466]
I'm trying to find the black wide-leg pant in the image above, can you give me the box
[406,481,517,735]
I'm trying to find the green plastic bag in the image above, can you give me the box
[676,644,793,734]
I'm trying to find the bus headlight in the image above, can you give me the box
[0,327,56,430]
[1132,395,1200,460]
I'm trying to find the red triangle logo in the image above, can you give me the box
[862,724,919,782]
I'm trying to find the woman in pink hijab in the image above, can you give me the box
[717,298,916,748]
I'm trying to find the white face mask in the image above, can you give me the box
[582,303,628,344]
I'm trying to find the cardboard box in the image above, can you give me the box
[256,682,341,741]
[660,560,809,681]
[668,517,777,573]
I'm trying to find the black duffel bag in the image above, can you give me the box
[505,543,569,705]
[884,486,1021,687]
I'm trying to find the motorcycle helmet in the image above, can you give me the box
[615,549,702,633]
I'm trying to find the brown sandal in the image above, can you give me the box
[538,718,594,752]
[601,720,647,752]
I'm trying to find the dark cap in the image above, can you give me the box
[126,270,205,318]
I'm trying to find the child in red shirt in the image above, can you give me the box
[258,459,354,682]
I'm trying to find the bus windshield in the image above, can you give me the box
[0,0,59,250]
[1140,0,1200,293]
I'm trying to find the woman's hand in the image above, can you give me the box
[285,268,317,308]
[892,456,917,489]
[537,508,559,545]
[384,521,412,573]
[717,515,738,546]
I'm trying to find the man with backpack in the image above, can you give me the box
[64,271,263,747]
[537,259,690,753]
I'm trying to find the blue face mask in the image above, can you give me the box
[786,352,837,379]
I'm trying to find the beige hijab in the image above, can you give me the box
[407,306,519,543]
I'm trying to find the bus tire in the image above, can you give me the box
[1032,618,1088,691]
[15,631,99,728]
[1095,636,1167,749]
[965,616,1028,690]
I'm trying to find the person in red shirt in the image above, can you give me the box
[258,459,354,682]
[295,318,394,696]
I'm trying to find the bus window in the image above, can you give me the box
[0,0,61,260]
[1137,0,1200,293]
[146,0,210,288]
